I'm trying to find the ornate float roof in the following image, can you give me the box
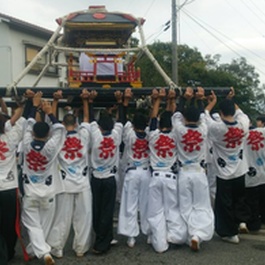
[57,6,145,48]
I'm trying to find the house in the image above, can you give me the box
[0,12,66,88]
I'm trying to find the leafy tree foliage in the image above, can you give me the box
[136,41,264,117]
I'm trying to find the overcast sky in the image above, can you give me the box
[1,0,265,84]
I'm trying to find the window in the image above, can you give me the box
[25,44,58,76]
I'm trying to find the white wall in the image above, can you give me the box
[0,20,66,88]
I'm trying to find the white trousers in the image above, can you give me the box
[47,188,92,255]
[21,195,55,259]
[118,167,151,237]
[179,167,214,244]
[147,171,187,253]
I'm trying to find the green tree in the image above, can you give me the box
[137,41,172,87]
[136,41,263,116]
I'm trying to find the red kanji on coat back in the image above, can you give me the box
[62,137,83,160]
[154,134,175,158]
[247,130,265,151]
[223,127,244,148]
[0,140,9,160]
[181,129,203,152]
[26,150,48,171]
[132,138,149,159]
[99,137,116,159]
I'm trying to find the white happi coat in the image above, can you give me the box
[172,112,214,244]
[21,118,65,259]
[205,109,249,180]
[47,122,93,255]
[0,117,25,191]
[89,121,123,178]
[147,124,187,253]
[244,127,265,187]
[118,121,150,237]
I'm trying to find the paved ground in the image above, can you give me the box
[9,224,265,265]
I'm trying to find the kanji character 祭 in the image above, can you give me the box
[62,137,83,160]
[132,139,149,159]
[99,137,116,159]
[181,129,203,153]
[154,135,175,158]
[247,130,265,151]
[223,127,244,148]
[26,150,48,171]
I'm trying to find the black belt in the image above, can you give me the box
[153,172,176,180]
[126,166,149,173]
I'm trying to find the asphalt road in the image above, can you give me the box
[9,224,265,265]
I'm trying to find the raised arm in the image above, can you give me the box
[123,88,133,123]
[0,96,8,115]
[194,86,205,113]
[42,100,58,124]
[10,104,24,126]
[166,89,177,113]
[205,90,217,113]
[22,89,35,119]
[151,88,166,118]
[80,88,90,123]
[52,90,63,117]
[114,90,124,124]
[28,91,43,120]
[123,87,133,108]
[88,90,98,123]
[226,87,239,110]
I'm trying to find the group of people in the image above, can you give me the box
[0,86,264,265]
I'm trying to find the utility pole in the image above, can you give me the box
[172,0,178,85]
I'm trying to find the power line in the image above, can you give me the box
[223,0,265,36]
[146,21,171,43]
[143,0,157,17]
[182,9,244,58]
[182,8,265,76]
[239,0,265,26]
[180,18,214,52]
[248,0,265,18]
[184,9,265,67]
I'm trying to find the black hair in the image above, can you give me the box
[183,106,200,122]
[256,116,265,123]
[219,99,235,117]
[159,111,172,129]
[33,122,50,139]
[132,112,147,131]
[63,113,76,126]
[98,114,114,131]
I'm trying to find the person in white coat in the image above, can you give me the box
[47,89,93,259]
[21,92,65,265]
[0,98,25,264]
[244,120,265,231]
[171,87,214,251]
[118,88,151,248]
[205,88,250,244]
[147,88,187,253]
[89,90,124,254]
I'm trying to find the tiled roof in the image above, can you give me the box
[0,12,53,37]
